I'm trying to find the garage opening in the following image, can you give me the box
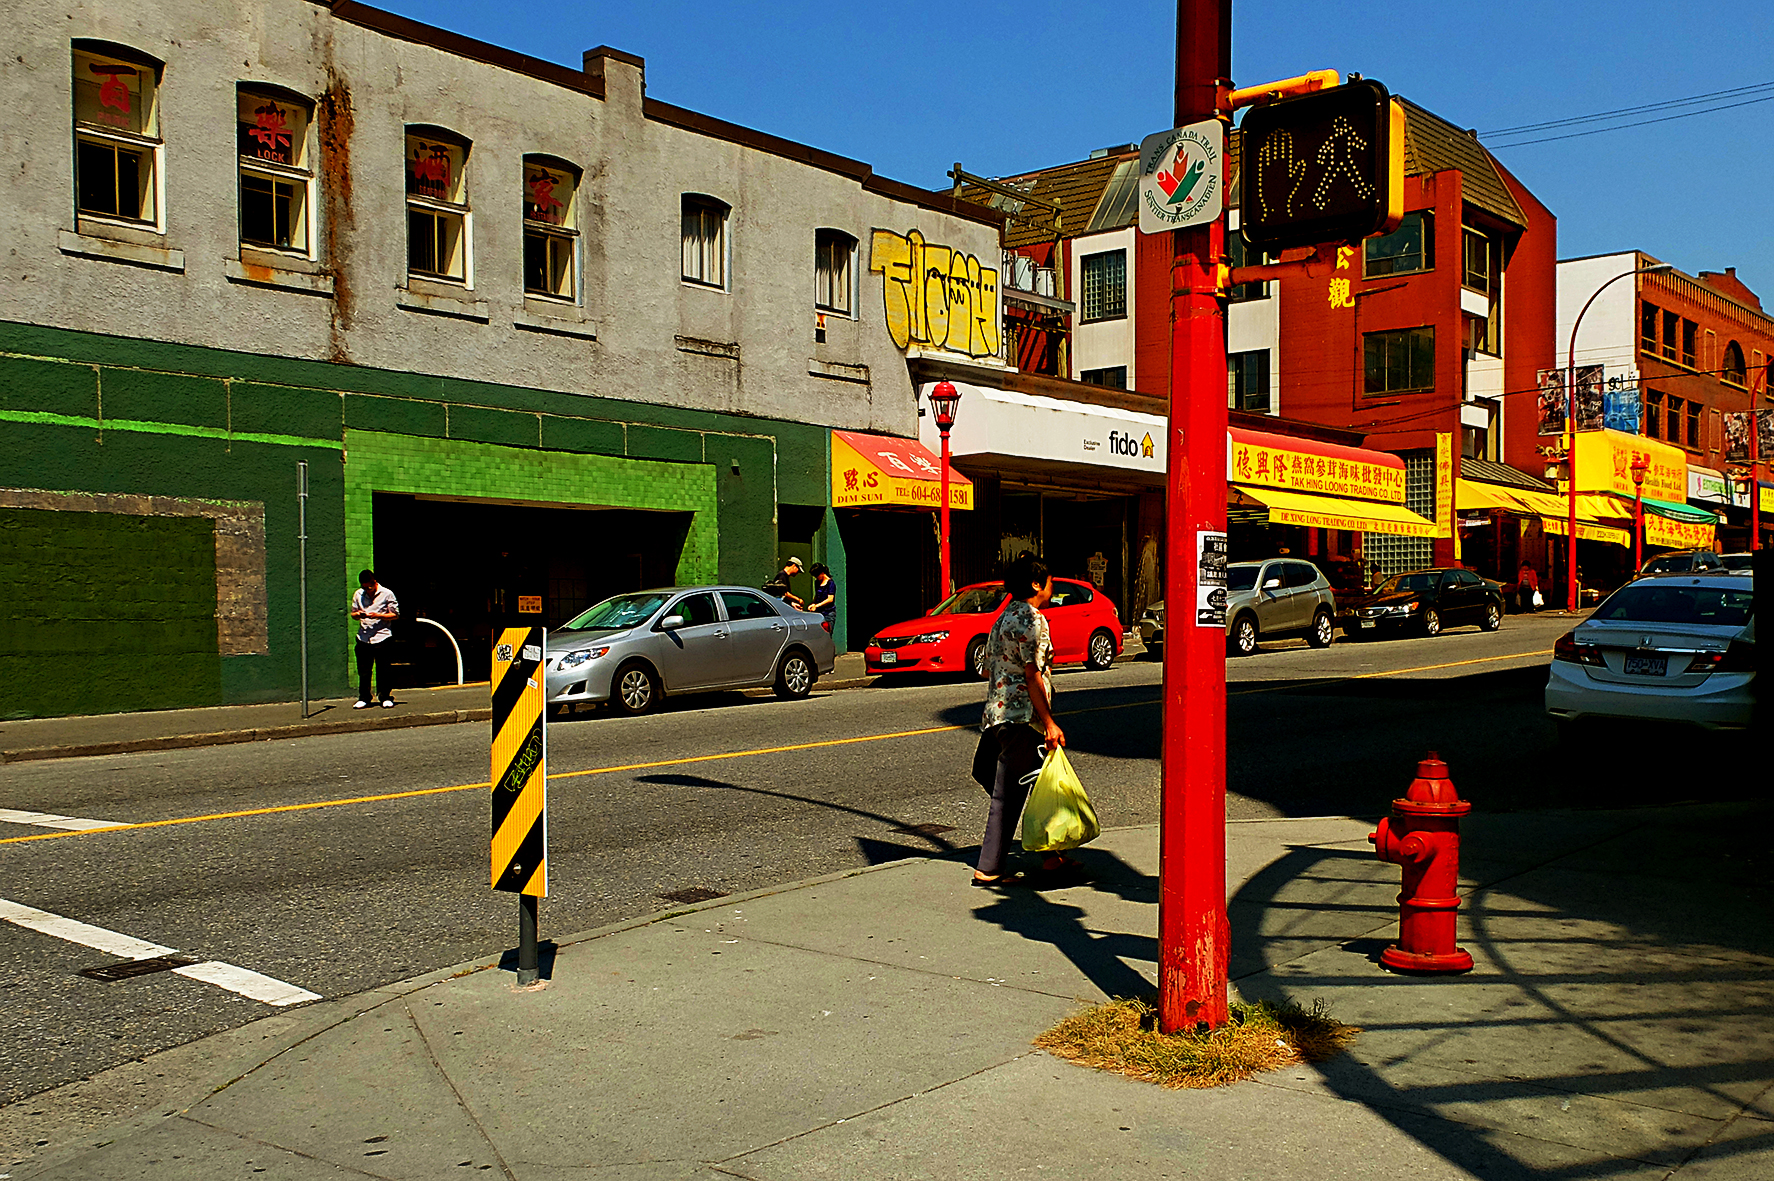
[370,492,693,685]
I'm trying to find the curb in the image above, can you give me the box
[0,707,493,764]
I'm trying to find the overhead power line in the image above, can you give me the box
[1489,91,1774,148]
[1483,80,1774,137]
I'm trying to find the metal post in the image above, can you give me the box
[518,894,539,985]
[939,425,953,597]
[1564,367,1579,611]
[1158,0,1231,1035]
[297,461,310,719]
[1634,487,1644,571]
[1751,411,1762,551]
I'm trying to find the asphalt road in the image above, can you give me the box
[0,610,1740,1106]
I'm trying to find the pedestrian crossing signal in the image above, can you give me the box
[491,625,547,897]
[1238,79,1404,252]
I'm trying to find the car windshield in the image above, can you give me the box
[563,592,672,630]
[1226,566,1260,592]
[932,586,1011,614]
[1642,556,1693,573]
[1592,584,1754,627]
[1377,572,1437,594]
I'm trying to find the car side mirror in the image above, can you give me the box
[659,614,686,630]
[1262,578,1282,591]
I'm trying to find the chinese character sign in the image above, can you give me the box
[831,431,972,510]
[869,229,1001,360]
[236,93,307,168]
[1435,432,1454,539]
[1574,429,1685,501]
[1229,433,1406,503]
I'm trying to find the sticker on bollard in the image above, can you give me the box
[491,625,547,897]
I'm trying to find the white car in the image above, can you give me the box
[1545,573,1755,734]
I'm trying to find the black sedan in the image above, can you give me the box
[1340,567,1505,639]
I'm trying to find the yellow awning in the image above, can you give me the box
[1455,481,1639,547]
[1455,479,1532,513]
[1240,486,1438,538]
[1540,516,1632,547]
[832,429,972,511]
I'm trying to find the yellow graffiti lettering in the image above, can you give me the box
[975,260,999,357]
[870,229,913,350]
[869,228,1001,359]
[922,241,953,350]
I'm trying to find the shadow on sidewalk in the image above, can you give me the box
[968,850,1160,1001]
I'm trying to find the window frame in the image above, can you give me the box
[1667,395,1685,445]
[1644,390,1663,438]
[681,194,730,290]
[1640,301,1659,354]
[1227,229,1271,300]
[1685,399,1702,449]
[1227,348,1271,412]
[1363,326,1436,396]
[236,86,315,258]
[1080,366,1128,389]
[522,154,580,303]
[1079,248,1128,322]
[813,228,856,316]
[405,128,472,285]
[1363,210,1434,278]
[71,43,165,232]
[1722,341,1747,388]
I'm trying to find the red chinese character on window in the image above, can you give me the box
[410,146,453,197]
[249,102,291,160]
[92,64,131,114]
[526,171,562,223]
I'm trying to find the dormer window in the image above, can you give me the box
[406,131,470,283]
[237,88,313,255]
[73,44,162,228]
[523,157,579,300]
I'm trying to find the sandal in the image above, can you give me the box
[971,872,1031,888]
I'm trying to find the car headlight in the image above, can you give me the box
[559,647,610,668]
[867,635,882,648]
[1404,602,1420,612]
[910,630,950,644]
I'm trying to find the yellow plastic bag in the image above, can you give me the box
[1019,746,1100,853]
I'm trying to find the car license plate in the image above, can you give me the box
[878,651,897,665]
[1623,653,1667,676]
[1358,620,1374,629]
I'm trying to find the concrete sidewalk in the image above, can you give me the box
[5,802,1769,1180]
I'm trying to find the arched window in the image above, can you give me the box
[406,126,471,283]
[1722,340,1747,387]
[522,154,580,300]
[681,194,729,289]
[814,229,856,315]
[237,84,314,255]
[72,41,163,228]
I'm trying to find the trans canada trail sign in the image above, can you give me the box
[1138,119,1224,235]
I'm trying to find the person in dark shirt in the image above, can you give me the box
[807,563,837,627]
[763,557,805,608]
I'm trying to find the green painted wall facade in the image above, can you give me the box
[0,320,836,717]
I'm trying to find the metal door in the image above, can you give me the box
[649,591,727,691]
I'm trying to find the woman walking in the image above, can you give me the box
[972,554,1073,887]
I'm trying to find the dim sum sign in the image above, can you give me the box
[870,229,1001,360]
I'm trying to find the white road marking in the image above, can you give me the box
[0,897,320,1007]
[0,808,124,832]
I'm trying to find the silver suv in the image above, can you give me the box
[1224,559,1338,656]
[1135,559,1339,658]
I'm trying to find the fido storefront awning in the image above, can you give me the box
[832,429,972,510]
[1228,427,1437,537]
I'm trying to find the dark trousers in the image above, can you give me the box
[978,723,1044,876]
[356,640,393,702]
[1517,586,1537,613]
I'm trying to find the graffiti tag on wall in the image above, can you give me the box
[869,230,1000,360]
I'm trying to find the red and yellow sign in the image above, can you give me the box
[1229,427,1406,504]
[1435,432,1454,539]
[1644,512,1715,551]
[1574,429,1684,501]
[832,429,972,511]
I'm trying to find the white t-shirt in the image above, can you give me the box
[353,585,399,644]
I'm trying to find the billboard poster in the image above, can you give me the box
[1758,410,1774,460]
[1536,368,1566,436]
[1602,375,1641,434]
[1725,411,1751,463]
[1573,364,1606,433]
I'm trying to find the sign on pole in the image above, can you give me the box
[1138,119,1224,235]
[1238,78,1404,251]
[491,626,548,898]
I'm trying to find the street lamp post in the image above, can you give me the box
[1565,262,1673,611]
[929,380,962,599]
[1630,452,1649,572]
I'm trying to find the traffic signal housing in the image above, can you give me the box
[1239,78,1405,252]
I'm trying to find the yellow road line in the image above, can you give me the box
[0,647,1552,847]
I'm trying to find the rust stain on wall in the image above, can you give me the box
[318,64,356,365]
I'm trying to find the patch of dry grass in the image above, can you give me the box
[1033,997,1360,1089]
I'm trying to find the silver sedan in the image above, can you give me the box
[543,586,837,716]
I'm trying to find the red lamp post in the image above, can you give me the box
[929,380,961,598]
[1630,451,1649,572]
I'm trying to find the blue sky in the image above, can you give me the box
[380,1,1774,298]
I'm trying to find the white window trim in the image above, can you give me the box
[681,199,730,292]
[406,193,473,288]
[815,232,857,319]
[238,157,315,259]
[74,125,166,236]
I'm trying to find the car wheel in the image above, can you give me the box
[611,661,660,716]
[1306,610,1334,649]
[1481,602,1502,632]
[1421,608,1441,637]
[773,650,815,699]
[967,636,990,680]
[1085,629,1117,671]
[1230,615,1259,657]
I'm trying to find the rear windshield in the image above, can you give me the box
[1378,572,1436,594]
[936,586,1011,614]
[1720,554,1752,571]
[563,592,671,630]
[1591,584,1753,627]
[1226,567,1259,592]
[1642,555,1694,573]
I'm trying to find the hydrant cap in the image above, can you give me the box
[1398,750,1470,812]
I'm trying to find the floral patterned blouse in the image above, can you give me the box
[980,598,1054,731]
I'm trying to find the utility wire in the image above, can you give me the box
[1490,92,1774,149]
[1483,80,1774,136]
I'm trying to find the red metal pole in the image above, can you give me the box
[1565,358,1579,611]
[1158,0,1231,1035]
[1635,487,1643,571]
[1752,408,1762,551]
[939,426,953,596]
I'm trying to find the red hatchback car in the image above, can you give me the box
[865,579,1123,679]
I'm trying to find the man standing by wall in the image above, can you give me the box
[350,570,399,708]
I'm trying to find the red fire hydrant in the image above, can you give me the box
[1367,751,1473,973]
